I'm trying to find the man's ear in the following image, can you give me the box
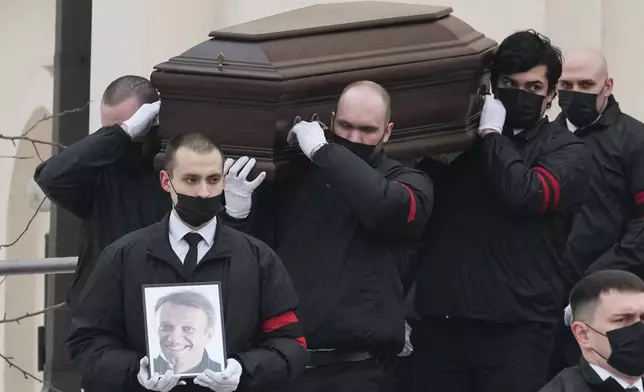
[383,122,394,144]
[160,170,171,192]
[546,89,557,110]
[572,321,591,349]
[205,328,214,341]
[604,77,614,97]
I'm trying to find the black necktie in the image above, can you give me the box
[183,232,203,280]
[625,387,639,392]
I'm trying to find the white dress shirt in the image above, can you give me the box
[168,211,217,264]
[590,363,644,392]
[566,119,579,133]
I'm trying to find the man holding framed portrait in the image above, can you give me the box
[66,132,308,392]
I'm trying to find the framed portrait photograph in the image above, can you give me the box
[142,282,227,378]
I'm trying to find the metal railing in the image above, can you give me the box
[0,257,77,276]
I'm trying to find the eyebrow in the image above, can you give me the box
[611,311,639,318]
[337,119,380,132]
[182,173,222,178]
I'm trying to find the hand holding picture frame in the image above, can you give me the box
[142,282,227,378]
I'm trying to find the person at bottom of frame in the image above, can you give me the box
[66,132,308,392]
[153,290,223,375]
[540,270,644,392]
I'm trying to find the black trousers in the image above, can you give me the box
[281,358,401,392]
[411,317,555,392]
[548,320,581,379]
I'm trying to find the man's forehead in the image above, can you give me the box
[159,303,207,317]
[173,147,223,174]
[598,291,644,315]
[562,50,607,81]
[561,63,604,82]
[502,65,548,83]
[337,88,388,124]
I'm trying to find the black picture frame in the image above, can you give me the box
[142,282,227,378]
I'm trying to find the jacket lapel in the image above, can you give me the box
[580,358,638,392]
[146,213,186,279]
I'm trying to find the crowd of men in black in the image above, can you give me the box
[33,28,644,392]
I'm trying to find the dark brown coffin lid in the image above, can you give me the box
[210,1,452,41]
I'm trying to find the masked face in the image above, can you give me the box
[331,126,387,163]
[586,322,644,377]
[173,192,223,228]
[160,146,225,228]
[330,85,393,163]
[496,88,546,130]
[574,290,644,378]
[557,78,611,128]
[495,65,554,130]
[331,115,392,164]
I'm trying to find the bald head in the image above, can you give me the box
[333,80,394,147]
[338,81,391,124]
[566,47,608,77]
[559,47,612,94]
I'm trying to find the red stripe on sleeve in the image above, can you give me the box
[534,171,550,212]
[635,191,644,205]
[263,311,298,333]
[392,181,417,222]
[534,166,561,209]
[296,337,307,348]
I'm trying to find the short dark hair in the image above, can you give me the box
[102,75,158,106]
[339,80,392,124]
[163,132,223,175]
[571,270,644,323]
[155,290,217,329]
[490,30,563,94]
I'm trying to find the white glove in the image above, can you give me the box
[478,95,506,136]
[286,120,328,160]
[223,156,266,219]
[137,356,185,392]
[398,321,413,357]
[121,101,161,139]
[564,303,573,326]
[194,358,242,392]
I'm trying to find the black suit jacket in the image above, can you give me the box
[540,358,643,392]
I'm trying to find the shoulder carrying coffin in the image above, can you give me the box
[151,1,497,180]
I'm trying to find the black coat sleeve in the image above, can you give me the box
[66,243,142,392]
[311,143,434,240]
[33,125,132,219]
[586,143,644,274]
[480,133,591,215]
[234,243,308,390]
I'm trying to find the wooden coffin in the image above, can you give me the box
[151,1,497,180]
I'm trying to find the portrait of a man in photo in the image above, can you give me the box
[152,290,222,375]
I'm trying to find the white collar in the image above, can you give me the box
[512,113,548,136]
[566,118,579,133]
[590,363,644,391]
[168,210,217,247]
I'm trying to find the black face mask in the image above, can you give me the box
[332,134,380,163]
[588,322,644,377]
[496,87,546,129]
[558,90,605,128]
[173,189,223,228]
